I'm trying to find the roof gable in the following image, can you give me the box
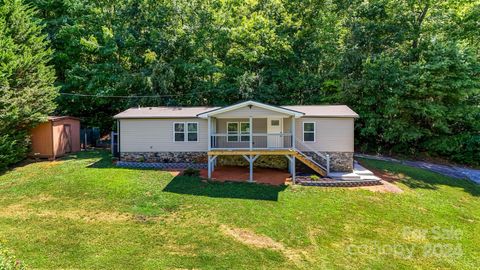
[197,100,304,118]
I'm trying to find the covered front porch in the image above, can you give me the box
[205,113,300,183]
[206,149,298,184]
[197,101,326,183]
[208,116,295,150]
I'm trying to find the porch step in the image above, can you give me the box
[354,164,376,176]
[328,172,362,180]
[328,165,380,181]
[360,175,381,181]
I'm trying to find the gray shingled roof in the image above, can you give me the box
[114,107,219,119]
[283,105,358,118]
[114,105,358,119]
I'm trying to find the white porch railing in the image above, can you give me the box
[295,139,330,174]
[210,133,293,150]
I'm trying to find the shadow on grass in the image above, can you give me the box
[163,176,287,201]
[0,150,111,176]
[0,161,35,178]
[78,150,287,201]
[359,159,480,197]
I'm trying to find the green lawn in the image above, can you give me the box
[0,151,479,269]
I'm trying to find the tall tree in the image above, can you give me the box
[0,0,57,170]
[25,0,480,165]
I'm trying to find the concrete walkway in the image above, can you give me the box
[355,154,480,184]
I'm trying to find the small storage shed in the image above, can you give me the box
[30,116,81,159]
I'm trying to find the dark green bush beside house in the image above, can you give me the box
[0,0,57,170]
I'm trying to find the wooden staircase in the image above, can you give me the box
[292,150,327,176]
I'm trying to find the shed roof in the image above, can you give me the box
[114,104,358,119]
[48,116,81,122]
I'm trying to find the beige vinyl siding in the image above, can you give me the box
[295,118,354,152]
[120,118,208,152]
[119,116,354,153]
[213,105,289,118]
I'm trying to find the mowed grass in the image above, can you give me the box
[0,151,479,269]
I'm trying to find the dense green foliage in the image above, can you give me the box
[0,150,479,268]
[0,0,57,170]
[25,0,480,164]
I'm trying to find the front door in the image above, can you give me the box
[267,118,283,148]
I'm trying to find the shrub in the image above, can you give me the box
[310,175,320,181]
[0,134,30,171]
[183,168,200,177]
[0,0,57,170]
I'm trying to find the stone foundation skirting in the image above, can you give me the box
[302,151,354,172]
[119,151,353,172]
[120,152,207,163]
[218,155,289,170]
[116,161,206,169]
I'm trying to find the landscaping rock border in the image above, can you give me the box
[295,175,382,187]
[298,179,382,187]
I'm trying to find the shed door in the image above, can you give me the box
[64,124,72,153]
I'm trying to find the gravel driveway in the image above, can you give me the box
[355,154,480,185]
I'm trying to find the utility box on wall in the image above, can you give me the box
[30,116,81,159]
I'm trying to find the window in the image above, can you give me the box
[271,120,280,126]
[227,122,238,142]
[303,122,315,142]
[187,123,198,141]
[174,123,185,142]
[227,122,250,142]
[174,122,198,142]
[240,122,250,142]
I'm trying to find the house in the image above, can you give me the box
[30,116,81,159]
[113,100,359,183]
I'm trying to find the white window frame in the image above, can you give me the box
[173,122,199,142]
[303,122,316,142]
[226,121,250,142]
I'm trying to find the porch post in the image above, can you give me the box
[212,157,215,172]
[208,117,211,151]
[291,116,296,149]
[291,155,296,184]
[207,155,212,179]
[243,154,258,183]
[249,155,253,182]
[249,116,253,150]
[210,155,217,172]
